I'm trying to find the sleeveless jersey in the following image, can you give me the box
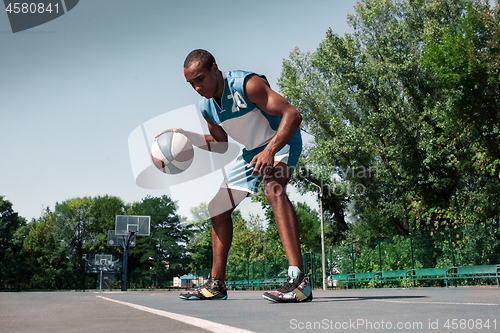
[200,70,301,152]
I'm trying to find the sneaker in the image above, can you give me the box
[263,272,313,303]
[179,275,227,300]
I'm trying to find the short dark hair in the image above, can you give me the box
[184,49,215,70]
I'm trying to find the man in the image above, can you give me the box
[161,49,312,303]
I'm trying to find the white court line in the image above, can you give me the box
[368,299,500,306]
[96,295,256,333]
[94,291,124,294]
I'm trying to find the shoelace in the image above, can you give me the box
[191,278,213,293]
[198,278,224,291]
[277,277,296,293]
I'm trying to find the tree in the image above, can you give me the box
[48,195,126,288]
[53,197,92,285]
[295,202,322,252]
[22,210,70,289]
[0,196,27,290]
[228,211,266,264]
[421,0,500,225]
[279,0,500,240]
[251,186,286,258]
[87,195,126,252]
[251,185,327,254]
[128,195,191,283]
[293,161,351,245]
[185,203,268,271]
[186,203,212,271]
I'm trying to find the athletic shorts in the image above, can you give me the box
[222,134,302,196]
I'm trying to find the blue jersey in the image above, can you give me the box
[200,70,301,152]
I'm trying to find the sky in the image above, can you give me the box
[0,0,359,222]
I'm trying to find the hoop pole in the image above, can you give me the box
[122,231,136,291]
[100,267,103,291]
[122,245,128,291]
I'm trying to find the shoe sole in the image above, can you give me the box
[263,294,313,303]
[179,295,228,300]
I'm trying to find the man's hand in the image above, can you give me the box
[155,128,183,139]
[248,148,275,177]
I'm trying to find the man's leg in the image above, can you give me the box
[262,162,312,303]
[179,186,247,300]
[263,162,303,271]
[208,187,248,282]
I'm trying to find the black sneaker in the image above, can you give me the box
[263,272,313,303]
[179,275,227,300]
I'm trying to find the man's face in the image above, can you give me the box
[184,60,219,99]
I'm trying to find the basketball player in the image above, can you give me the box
[158,49,312,303]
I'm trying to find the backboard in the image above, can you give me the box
[115,215,150,236]
[84,253,122,274]
[96,253,112,266]
[107,230,136,247]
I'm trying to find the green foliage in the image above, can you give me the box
[438,222,500,269]
[88,195,126,252]
[186,203,212,271]
[228,211,264,265]
[22,211,71,289]
[293,161,350,246]
[420,0,500,226]
[0,194,193,290]
[295,202,322,252]
[128,195,191,279]
[346,209,401,243]
[251,184,326,254]
[0,195,27,290]
[280,0,500,239]
[48,195,126,288]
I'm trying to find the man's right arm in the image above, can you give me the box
[155,117,228,154]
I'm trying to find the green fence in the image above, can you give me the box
[194,221,500,289]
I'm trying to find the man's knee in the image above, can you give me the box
[264,162,290,201]
[264,180,288,207]
[208,188,248,218]
[208,194,232,218]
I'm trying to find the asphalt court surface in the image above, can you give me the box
[1,287,499,332]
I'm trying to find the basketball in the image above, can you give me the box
[151,131,194,174]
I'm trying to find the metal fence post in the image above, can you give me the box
[311,252,315,289]
[274,258,277,278]
[449,228,456,267]
[351,244,355,273]
[410,234,415,271]
[329,248,332,276]
[378,240,382,272]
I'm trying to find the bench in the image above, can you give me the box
[408,267,455,287]
[326,265,500,290]
[352,271,381,288]
[226,280,235,290]
[380,269,413,288]
[251,279,264,290]
[275,277,288,286]
[228,277,289,290]
[262,278,276,290]
[232,280,248,290]
[450,264,500,287]
[329,273,354,289]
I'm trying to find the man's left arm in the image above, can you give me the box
[244,75,302,177]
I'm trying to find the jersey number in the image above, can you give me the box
[228,92,248,112]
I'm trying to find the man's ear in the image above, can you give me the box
[211,62,219,73]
